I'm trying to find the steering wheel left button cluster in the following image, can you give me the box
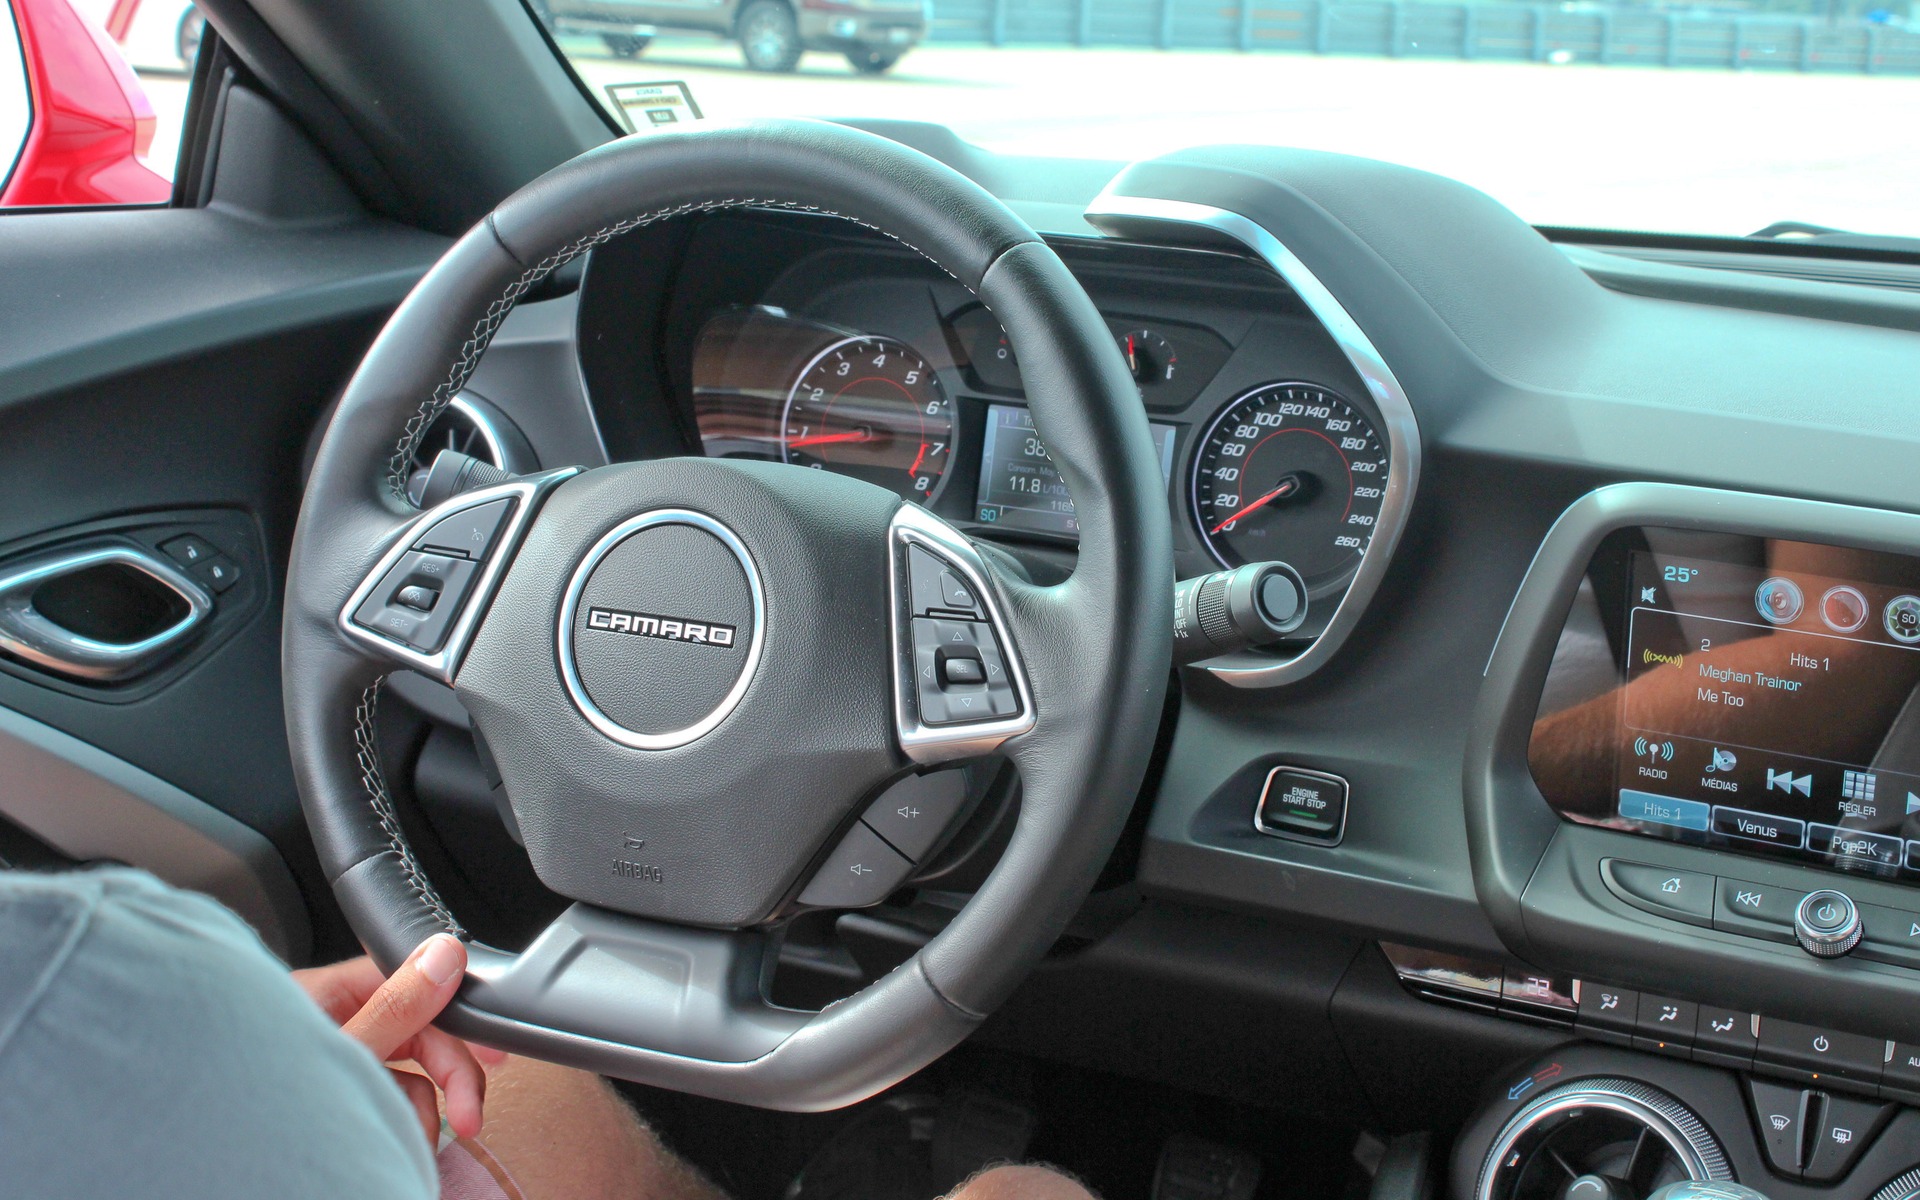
[342,472,577,682]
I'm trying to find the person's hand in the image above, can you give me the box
[292,935,507,1143]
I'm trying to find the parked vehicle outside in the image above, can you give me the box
[72,0,200,73]
[534,0,927,74]
[0,0,171,206]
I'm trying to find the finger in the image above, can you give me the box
[290,957,387,1025]
[341,934,468,1061]
[408,1025,487,1139]
[467,1041,510,1068]
[391,1068,441,1146]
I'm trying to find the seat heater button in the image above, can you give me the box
[860,770,968,862]
[797,821,914,908]
[1602,860,1714,927]
[413,498,513,561]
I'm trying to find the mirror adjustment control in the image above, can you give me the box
[1795,889,1862,958]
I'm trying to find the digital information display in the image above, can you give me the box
[1614,549,1920,879]
[975,404,1176,538]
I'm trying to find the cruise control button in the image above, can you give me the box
[796,822,914,909]
[1756,1018,1886,1086]
[860,770,968,862]
[1604,860,1714,926]
[1747,1079,1810,1175]
[1804,1093,1893,1182]
[1632,993,1696,1056]
[394,585,438,613]
[414,498,512,561]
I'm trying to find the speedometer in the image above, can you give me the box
[1190,382,1387,585]
[781,335,954,503]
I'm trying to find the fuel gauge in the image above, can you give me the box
[1119,329,1177,386]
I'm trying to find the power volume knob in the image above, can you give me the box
[1794,889,1863,958]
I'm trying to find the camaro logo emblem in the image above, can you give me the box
[587,605,736,647]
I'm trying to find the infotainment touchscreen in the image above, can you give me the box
[1530,527,1920,882]
[974,404,1177,538]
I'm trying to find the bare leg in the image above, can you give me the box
[426,1055,728,1200]
[944,1164,1099,1200]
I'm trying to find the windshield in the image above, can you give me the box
[532,1,1919,242]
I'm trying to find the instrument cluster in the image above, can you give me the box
[689,302,1393,622]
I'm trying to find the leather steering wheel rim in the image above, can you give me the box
[284,119,1172,1111]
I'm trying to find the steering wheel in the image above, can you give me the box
[283,119,1171,1111]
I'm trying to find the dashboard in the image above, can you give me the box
[362,134,1920,1197]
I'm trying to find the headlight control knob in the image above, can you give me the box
[1794,889,1862,958]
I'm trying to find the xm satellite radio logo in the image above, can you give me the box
[1641,647,1685,669]
[587,606,736,647]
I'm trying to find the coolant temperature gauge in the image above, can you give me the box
[1119,329,1177,386]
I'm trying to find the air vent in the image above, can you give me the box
[406,393,536,506]
[1477,1079,1730,1200]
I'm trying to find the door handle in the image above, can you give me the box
[0,544,213,681]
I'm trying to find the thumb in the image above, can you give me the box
[340,933,467,1061]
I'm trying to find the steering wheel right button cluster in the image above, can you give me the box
[905,545,1018,725]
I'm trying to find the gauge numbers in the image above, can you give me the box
[1191,383,1387,585]
[781,336,954,502]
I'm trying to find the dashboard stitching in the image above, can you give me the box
[353,679,464,937]
[385,201,981,503]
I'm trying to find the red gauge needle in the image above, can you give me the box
[787,430,872,449]
[1125,334,1137,374]
[1211,476,1300,534]
[907,442,928,476]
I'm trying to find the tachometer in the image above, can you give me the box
[1190,383,1387,584]
[781,335,954,502]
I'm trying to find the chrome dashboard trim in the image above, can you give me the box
[1080,192,1422,688]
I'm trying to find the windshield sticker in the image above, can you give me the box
[604,82,704,133]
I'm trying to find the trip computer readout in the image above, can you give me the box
[974,404,1176,537]
[1614,548,1920,878]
